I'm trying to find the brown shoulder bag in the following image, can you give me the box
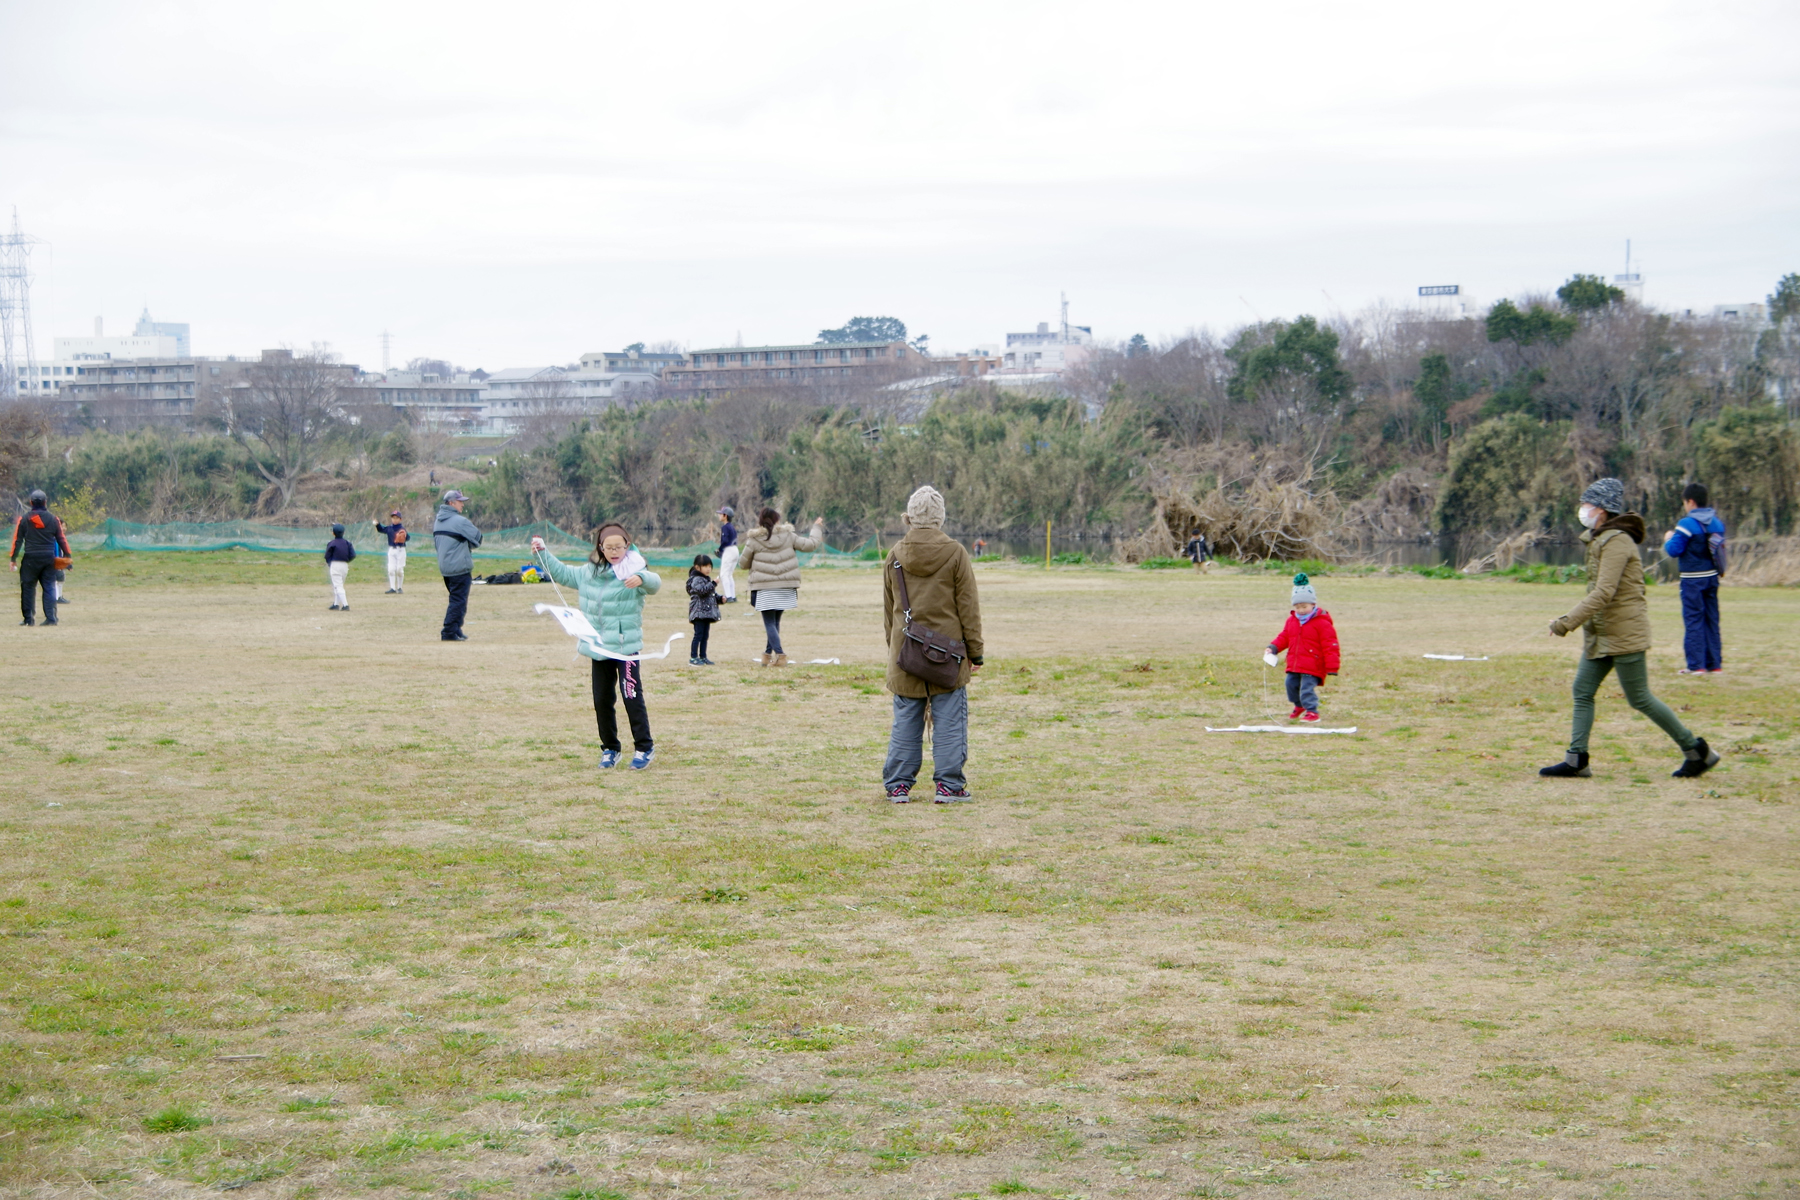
[891,557,966,689]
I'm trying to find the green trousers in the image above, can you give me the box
[1569,651,1696,755]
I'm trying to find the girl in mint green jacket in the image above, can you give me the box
[533,523,662,770]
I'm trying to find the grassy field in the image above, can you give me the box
[2,553,1796,1199]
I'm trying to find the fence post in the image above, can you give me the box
[1045,519,1052,569]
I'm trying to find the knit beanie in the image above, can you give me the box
[904,485,946,529]
[1290,571,1318,606]
[1579,477,1626,514]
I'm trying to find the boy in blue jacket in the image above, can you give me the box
[1662,482,1725,674]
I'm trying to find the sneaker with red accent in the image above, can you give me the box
[886,785,912,804]
[1300,710,1321,723]
[934,783,973,803]
[1289,705,1305,719]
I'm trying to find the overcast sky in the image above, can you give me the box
[3,0,1797,371]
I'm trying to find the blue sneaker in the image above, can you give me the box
[630,750,654,771]
[598,750,621,769]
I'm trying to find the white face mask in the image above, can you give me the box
[1578,505,1601,529]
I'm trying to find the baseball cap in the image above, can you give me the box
[390,509,403,517]
[442,490,468,503]
[718,504,735,518]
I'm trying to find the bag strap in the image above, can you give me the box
[891,557,914,624]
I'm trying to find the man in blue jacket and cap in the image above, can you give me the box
[433,490,482,641]
[1663,481,1726,674]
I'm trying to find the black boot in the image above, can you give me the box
[1539,751,1591,778]
[1671,737,1720,778]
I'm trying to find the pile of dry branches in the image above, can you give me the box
[1459,530,1542,574]
[1121,455,1344,563]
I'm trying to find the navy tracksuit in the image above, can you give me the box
[1663,507,1725,672]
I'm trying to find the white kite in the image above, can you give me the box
[532,603,685,662]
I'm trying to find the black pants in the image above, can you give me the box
[761,609,784,654]
[591,657,652,753]
[690,620,712,659]
[440,572,471,637]
[19,557,56,623]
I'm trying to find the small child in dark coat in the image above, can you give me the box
[1265,572,1340,722]
[687,554,720,664]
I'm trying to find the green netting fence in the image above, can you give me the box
[76,519,879,568]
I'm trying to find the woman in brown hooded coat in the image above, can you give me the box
[881,485,984,803]
[1540,477,1718,780]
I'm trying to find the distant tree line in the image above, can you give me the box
[5,277,1798,548]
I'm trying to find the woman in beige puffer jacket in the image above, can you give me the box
[737,508,825,665]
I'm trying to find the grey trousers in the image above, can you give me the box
[883,688,968,793]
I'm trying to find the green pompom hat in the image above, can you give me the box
[1291,572,1318,605]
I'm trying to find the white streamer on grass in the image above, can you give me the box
[1205,725,1359,735]
[1423,654,1490,661]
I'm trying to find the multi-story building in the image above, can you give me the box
[344,369,489,429]
[662,340,930,393]
[134,309,191,357]
[473,365,664,435]
[578,348,685,374]
[1001,320,1093,374]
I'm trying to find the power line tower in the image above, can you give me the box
[0,209,42,400]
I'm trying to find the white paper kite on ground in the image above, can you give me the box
[1422,654,1490,661]
[1205,725,1359,735]
[532,604,685,661]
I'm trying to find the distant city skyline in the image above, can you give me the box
[3,0,1796,369]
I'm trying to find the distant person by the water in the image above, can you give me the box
[1185,531,1212,573]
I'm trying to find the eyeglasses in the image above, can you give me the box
[601,539,628,552]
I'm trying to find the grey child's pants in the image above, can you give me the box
[883,688,968,793]
[1285,672,1320,713]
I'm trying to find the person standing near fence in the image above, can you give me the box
[324,523,356,611]
[374,510,409,594]
[737,508,825,666]
[1663,482,1726,675]
[716,506,740,603]
[433,490,482,641]
[882,485,983,802]
[10,490,71,627]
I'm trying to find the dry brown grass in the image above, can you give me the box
[1724,536,1800,588]
[1,554,1796,1198]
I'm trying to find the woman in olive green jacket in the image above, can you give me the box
[1540,478,1718,779]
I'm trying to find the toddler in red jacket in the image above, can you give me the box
[1265,573,1340,722]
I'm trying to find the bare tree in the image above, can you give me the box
[0,400,52,501]
[220,347,347,514]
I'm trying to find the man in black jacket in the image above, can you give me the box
[10,490,72,626]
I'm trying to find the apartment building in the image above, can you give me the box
[663,340,929,393]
